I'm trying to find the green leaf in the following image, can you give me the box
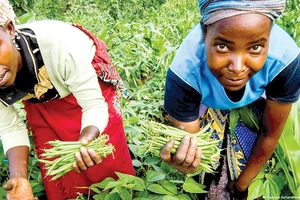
[103,181,123,191]
[146,170,165,182]
[93,193,106,200]
[183,177,207,194]
[132,159,143,167]
[134,190,150,199]
[144,156,161,165]
[147,183,174,195]
[151,164,168,174]
[160,161,172,173]
[116,172,145,192]
[162,195,179,200]
[248,179,264,200]
[128,144,140,157]
[116,172,130,184]
[0,187,6,197]
[158,180,178,195]
[147,193,168,200]
[176,194,192,200]
[29,181,40,188]
[275,103,300,196]
[91,187,102,194]
[265,174,285,191]
[297,186,300,197]
[118,187,132,200]
[91,177,116,189]
[31,184,45,194]
[275,145,295,194]
[239,106,259,130]
[104,192,121,200]
[263,179,280,199]
[123,183,136,189]
[137,145,149,155]
[17,12,36,24]
[93,190,109,200]
[229,109,239,138]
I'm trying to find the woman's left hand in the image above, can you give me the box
[4,177,37,200]
[72,126,103,173]
[227,180,248,200]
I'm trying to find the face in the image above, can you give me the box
[204,14,272,91]
[0,21,22,88]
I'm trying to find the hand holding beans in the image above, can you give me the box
[160,135,202,173]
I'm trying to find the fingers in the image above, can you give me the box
[79,126,100,145]
[160,140,175,162]
[185,148,201,173]
[2,181,13,191]
[79,136,93,146]
[72,162,81,173]
[74,150,87,171]
[4,177,35,199]
[73,147,102,173]
[178,135,199,173]
[74,147,92,171]
[227,180,235,191]
[87,148,102,165]
[175,135,196,166]
[226,180,248,200]
[3,178,18,191]
[160,135,201,174]
[192,148,202,168]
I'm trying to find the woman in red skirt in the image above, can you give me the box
[0,1,134,199]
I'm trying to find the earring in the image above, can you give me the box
[13,31,20,50]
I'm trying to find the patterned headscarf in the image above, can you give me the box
[198,0,286,25]
[0,0,17,26]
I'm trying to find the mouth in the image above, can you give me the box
[0,71,8,87]
[225,77,247,87]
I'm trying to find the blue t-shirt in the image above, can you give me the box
[164,23,300,122]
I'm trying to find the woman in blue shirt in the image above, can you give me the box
[161,0,299,199]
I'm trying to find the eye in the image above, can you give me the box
[249,45,263,54]
[216,44,229,53]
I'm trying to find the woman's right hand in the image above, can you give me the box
[3,177,36,200]
[72,125,102,173]
[160,135,202,173]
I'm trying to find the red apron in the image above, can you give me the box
[23,25,135,199]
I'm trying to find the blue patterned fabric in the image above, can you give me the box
[197,99,265,183]
[227,98,265,179]
[198,0,286,25]
[235,121,258,160]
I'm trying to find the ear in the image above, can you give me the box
[3,20,16,40]
[200,21,207,42]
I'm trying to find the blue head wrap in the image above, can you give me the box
[198,0,286,25]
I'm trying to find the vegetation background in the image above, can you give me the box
[0,0,299,199]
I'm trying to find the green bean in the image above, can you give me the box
[143,121,221,174]
[39,135,114,181]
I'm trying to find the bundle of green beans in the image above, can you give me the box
[142,121,221,173]
[38,134,115,181]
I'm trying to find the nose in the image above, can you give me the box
[227,53,246,73]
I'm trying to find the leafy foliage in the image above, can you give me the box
[276,0,300,44]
